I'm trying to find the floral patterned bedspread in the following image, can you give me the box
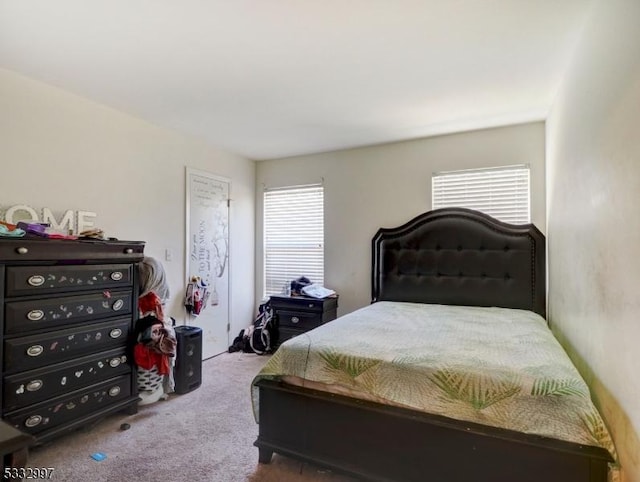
[251,301,616,461]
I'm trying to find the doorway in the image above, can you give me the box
[185,168,230,359]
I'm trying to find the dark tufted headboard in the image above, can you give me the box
[371,208,546,318]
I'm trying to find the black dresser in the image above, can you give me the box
[0,237,144,444]
[270,295,338,347]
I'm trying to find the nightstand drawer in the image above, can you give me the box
[270,295,338,314]
[277,310,323,330]
[278,327,308,344]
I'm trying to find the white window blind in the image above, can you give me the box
[264,184,324,296]
[432,165,531,224]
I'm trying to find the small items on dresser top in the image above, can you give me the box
[286,276,336,298]
[15,222,78,239]
[300,284,336,299]
[78,228,106,239]
[0,221,25,238]
[0,220,114,240]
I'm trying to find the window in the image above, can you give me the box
[432,165,530,224]
[264,184,324,296]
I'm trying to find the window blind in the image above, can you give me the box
[432,165,530,224]
[264,184,324,296]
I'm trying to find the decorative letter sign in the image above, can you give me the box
[1,204,98,234]
[42,208,75,232]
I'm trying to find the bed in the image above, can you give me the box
[251,207,617,482]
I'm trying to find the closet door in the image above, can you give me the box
[185,168,231,359]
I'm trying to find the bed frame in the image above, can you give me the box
[254,207,613,482]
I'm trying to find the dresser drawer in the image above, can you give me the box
[4,289,132,335]
[3,348,130,412]
[3,318,131,373]
[4,375,131,435]
[5,264,133,297]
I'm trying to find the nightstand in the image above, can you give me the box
[1,420,33,471]
[270,295,338,347]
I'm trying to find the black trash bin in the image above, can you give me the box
[174,325,202,394]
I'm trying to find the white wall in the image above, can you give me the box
[546,0,640,480]
[0,68,256,339]
[256,122,545,315]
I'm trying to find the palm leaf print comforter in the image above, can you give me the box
[251,301,616,461]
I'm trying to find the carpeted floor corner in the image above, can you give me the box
[26,352,357,482]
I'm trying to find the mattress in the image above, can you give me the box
[251,301,616,461]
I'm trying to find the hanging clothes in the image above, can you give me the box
[134,257,176,403]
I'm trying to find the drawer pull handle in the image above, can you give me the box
[112,299,124,311]
[25,415,42,428]
[16,247,29,255]
[27,345,44,357]
[109,386,121,397]
[110,271,123,281]
[110,328,123,339]
[291,316,300,324]
[109,358,121,367]
[308,303,315,308]
[124,248,133,254]
[26,380,43,392]
[27,310,44,321]
[27,275,45,287]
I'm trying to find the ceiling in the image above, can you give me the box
[0,1,592,160]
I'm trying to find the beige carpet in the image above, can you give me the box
[27,352,358,482]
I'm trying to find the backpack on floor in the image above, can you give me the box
[249,300,274,355]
